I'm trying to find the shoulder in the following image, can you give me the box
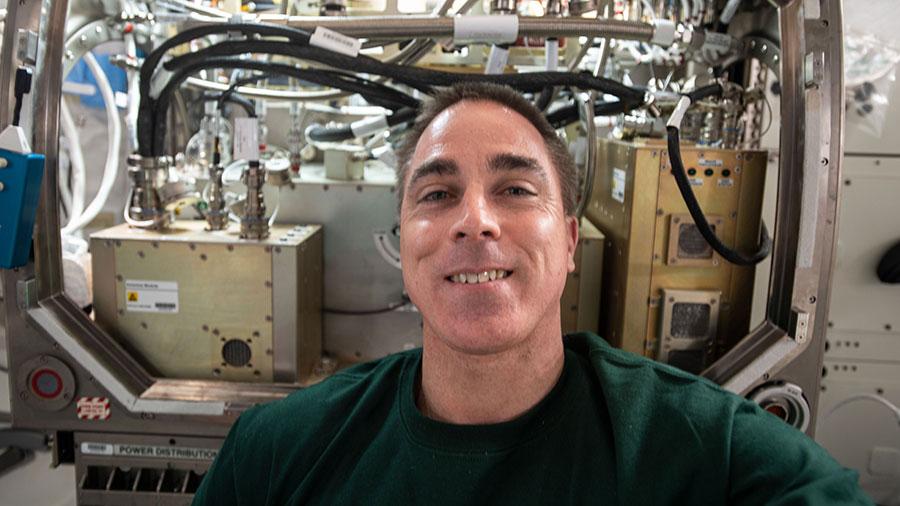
[564,331,741,414]
[233,349,418,447]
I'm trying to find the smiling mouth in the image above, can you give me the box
[446,270,512,284]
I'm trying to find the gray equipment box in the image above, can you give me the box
[90,221,323,383]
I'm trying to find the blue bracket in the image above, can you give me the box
[0,148,45,269]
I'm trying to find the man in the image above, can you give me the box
[193,83,871,505]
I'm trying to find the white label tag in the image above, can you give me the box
[309,26,361,57]
[81,442,114,455]
[81,442,218,461]
[717,178,734,187]
[125,280,179,313]
[689,177,704,187]
[697,158,723,168]
[612,168,626,203]
[234,117,260,161]
[453,15,519,44]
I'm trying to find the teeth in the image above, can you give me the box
[450,270,510,284]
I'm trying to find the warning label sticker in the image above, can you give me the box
[77,397,111,420]
[612,168,626,203]
[125,280,179,313]
[81,442,218,461]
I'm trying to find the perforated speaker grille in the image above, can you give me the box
[222,339,252,367]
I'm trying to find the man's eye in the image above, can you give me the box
[504,186,535,197]
[421,190,450,202]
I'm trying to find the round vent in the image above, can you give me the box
[678,223,713,258]
[222,340,252,367]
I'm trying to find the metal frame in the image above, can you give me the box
[0,0,844,440]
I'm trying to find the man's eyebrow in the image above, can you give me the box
[488,153,549,181]
[406,158,459,193]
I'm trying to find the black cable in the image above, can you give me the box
[307,107,417,143]
[197,92,256,117]
[687,84,724,103]
[12,67,33,127]
[163,40,647,101]
[218,73,272,117]
[137,22,313,155]
[149,58,418,156]
[666,125,771,265]
[546,99,635,128]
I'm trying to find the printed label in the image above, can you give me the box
[77,397,111,420]
[81,442,114,455]
[697,158,723,168]
[689,177,704,187]
[309,26,361,57]
[81,442,218,461]
[612,168,626,203]
[233,117,260,161]
[125,280,179,313]
[718,178,734,187]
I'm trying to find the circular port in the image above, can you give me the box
[30,369,63,399]
[749,382,811,432]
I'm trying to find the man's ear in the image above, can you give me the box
[566,216,578,273]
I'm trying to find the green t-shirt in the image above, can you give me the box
[192,332,871,505]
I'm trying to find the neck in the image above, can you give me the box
[418,320,565,425]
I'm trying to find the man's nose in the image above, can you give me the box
[449,191,501,241]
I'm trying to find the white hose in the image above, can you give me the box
[268,186,280,227]
[60,98,86,227]
[62,51,122,235]
[58,139,73,220]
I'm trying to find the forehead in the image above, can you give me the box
[408,100,551,173]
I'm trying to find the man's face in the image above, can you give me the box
[400,100,578,355]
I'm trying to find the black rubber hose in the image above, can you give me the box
[149,58,418,155]
[307,106,417,142]
[217,73,274,116]
[163,40,647,101]
[687,84,724,103]
[197,92,256,117]
[137,23,312,155]
[546,99,635,128]
[666,125,771,265]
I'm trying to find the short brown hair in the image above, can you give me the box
[396,83,577,216]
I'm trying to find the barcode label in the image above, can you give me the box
[310,27,361,57]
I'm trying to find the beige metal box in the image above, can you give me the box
[91,221,323,383]
[586,139,766,374]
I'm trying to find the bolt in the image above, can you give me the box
[20,392,28,400]
[116,274,123,281]
[673,217,680,224]
[213,329,220,336]
[730,212,737,219]
[253,331,260,337]
[0,181,4,192]
[0,158,8,168]
[118,309,125,315]
[264,281,272,288]
[274,247,282,254]
[141,322,147,329]
[657,209,664,216]
[886,324,893,331]
[63,393,71,401]
[821,158,829,166]
[200,254,207,261]
[227,245,234,251]
[138,251,144,258]
[845,179,851,186]
[809,296,817,303]
[202,325,209,331]
[189,243,196,250]
[265,315,272,322]
[152,241,159,248]
[40,356,48,364]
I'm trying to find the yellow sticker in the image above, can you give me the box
[127,292,138,302]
